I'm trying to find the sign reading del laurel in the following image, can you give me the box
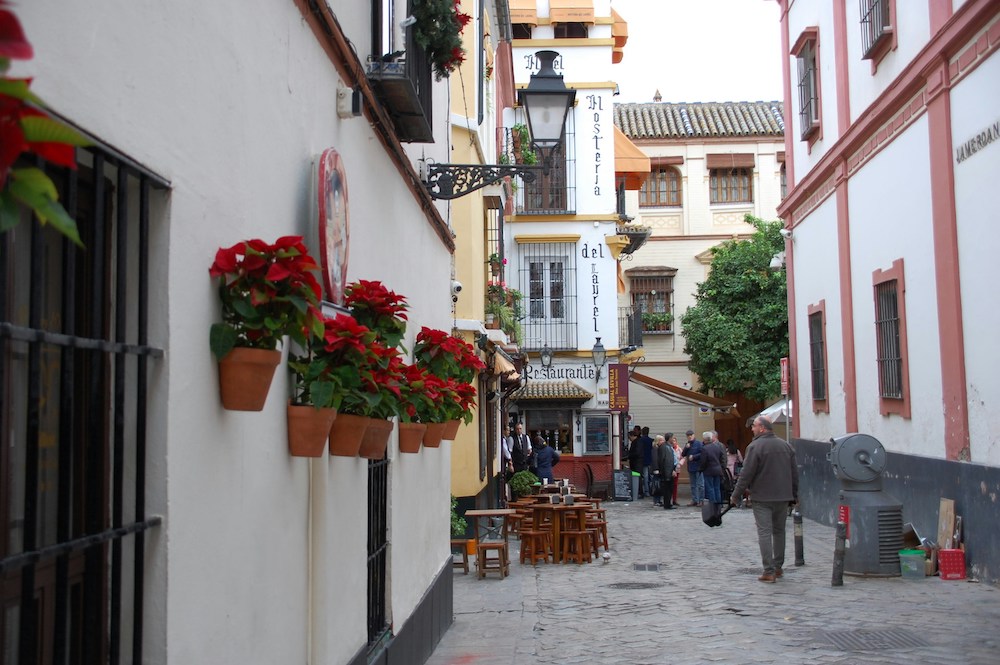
[608,363,629,412]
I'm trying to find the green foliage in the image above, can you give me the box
[509,470,539,497]
[680,215,788,402]
[641,311,673,331]
[450,495,467,538]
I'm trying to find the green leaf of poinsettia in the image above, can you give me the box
[209,323,237,360]
[20,116,91,146]
[0,191,22,232]
[7,168,83,246]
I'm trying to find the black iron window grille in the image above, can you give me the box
[860,0,892,59]
[618,304,643,352]
[874,280,903,399]
[797,39,820,139]
[367,457,390,648]
[808,311,826,400]
[1,142,168,664]
[516,242,577,351]
[630,275,674,333]
[510,115,576,215]
[639,167,681,207]
[709,167,753,204]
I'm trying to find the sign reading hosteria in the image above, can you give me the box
[608,363,629,412]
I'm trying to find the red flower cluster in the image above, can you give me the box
[208,236,324,358]
[412,326,485,423]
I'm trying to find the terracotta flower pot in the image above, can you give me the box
[442,419,462,441]
[287,404,337,457]
[422,422,447,448]
[398,422,426,454]
[359,418,394,459]
[217,347,281,411]
[329,413,368,457]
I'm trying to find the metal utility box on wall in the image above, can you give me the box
[828,434,904,576]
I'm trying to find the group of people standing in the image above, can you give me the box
[678,430,745,507]
[625,426,685,509]
[501,422,560,483]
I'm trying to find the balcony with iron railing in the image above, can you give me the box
[501,124,577,215]
[618,304,644,354]
[367,26,434,143]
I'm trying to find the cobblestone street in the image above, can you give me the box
[428,495,1000,665]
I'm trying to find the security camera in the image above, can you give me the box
[451,280,463,295]
[779,228,793,239]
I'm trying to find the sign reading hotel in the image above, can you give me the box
[608,363,629,412]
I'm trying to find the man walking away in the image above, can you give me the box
[681,430,704,506]
[730,416,798,583]
[700,431,726,506]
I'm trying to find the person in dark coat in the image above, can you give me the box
[652,434,677,509]
[700,431,727,505]
[730,416,799,583]
[681,430,705,506]
[532,435,560,483]
[639,427,654,499]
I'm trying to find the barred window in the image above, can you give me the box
[872,258,910,418]
[808,311,826,401]
[639,167,681,207]
[792,29,821,141]
[516,241,578,351]
[630,274,674,333]
[860,0,893,59]
[709,167,753,204]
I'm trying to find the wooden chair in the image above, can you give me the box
[585,464,613,500]
[586,508,609,552]
[450,539,470,574]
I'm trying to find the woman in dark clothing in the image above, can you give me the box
[533,435,560,483]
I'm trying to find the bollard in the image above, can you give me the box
[832,521,846,587]
[793,508,805,566]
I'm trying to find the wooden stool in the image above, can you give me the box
[586,512,609,552]
[560,529,592,564]
[519,529,551,565]
[476,542,510,578]
[450,539,470,574]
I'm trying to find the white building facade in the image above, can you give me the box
[614,100,786,445]
[777,0,1000,582]
[1,1,505,662]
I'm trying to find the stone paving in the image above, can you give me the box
[427,492,1000,665]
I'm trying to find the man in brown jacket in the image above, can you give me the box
[730,416,798,582]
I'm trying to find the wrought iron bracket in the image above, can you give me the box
[422,161,542,200]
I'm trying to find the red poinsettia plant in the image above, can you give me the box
[413,327,485,424]
[208,236,324,360]
[0,2,90,245]
[411,0,472,80]
[344,279,408,351]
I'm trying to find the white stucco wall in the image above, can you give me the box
[950,51,1000,466]
[14,2,455,663]
[847,116,944,457]
[789,196,844,442]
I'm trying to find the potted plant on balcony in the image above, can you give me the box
[412,0,472,80]
[208,236,324,411]
[488,252,505,277]
[642,311,673,332]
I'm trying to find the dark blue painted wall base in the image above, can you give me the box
[351,559,454,665]
[793,438,1000,585]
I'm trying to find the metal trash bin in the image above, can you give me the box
[828,434,903,576]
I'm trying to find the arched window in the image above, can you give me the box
[639,166,681,207]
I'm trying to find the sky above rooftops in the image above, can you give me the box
[610,0,783,104]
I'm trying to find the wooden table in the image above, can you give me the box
[465,509,517,578]
[531,504,591,563]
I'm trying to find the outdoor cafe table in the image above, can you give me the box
[530,503,591,563]
[465,509,517,578]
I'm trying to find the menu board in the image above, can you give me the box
[613,469,633,501]
[584,416,610,454]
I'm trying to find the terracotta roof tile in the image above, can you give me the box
[510,380,593,402]
[614,101,785,140]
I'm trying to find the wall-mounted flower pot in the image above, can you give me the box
[287,404,337,457]
[422,422,446,448]
[359,418,394,459]
[398,422,426,454]
[329,413,368,457]
[218,347,282,411]
[442,419,461,441]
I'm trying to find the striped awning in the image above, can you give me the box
[549,0,594,24]
[508,0,538,25]
[510,380,593,403]
[629,372,740,418]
